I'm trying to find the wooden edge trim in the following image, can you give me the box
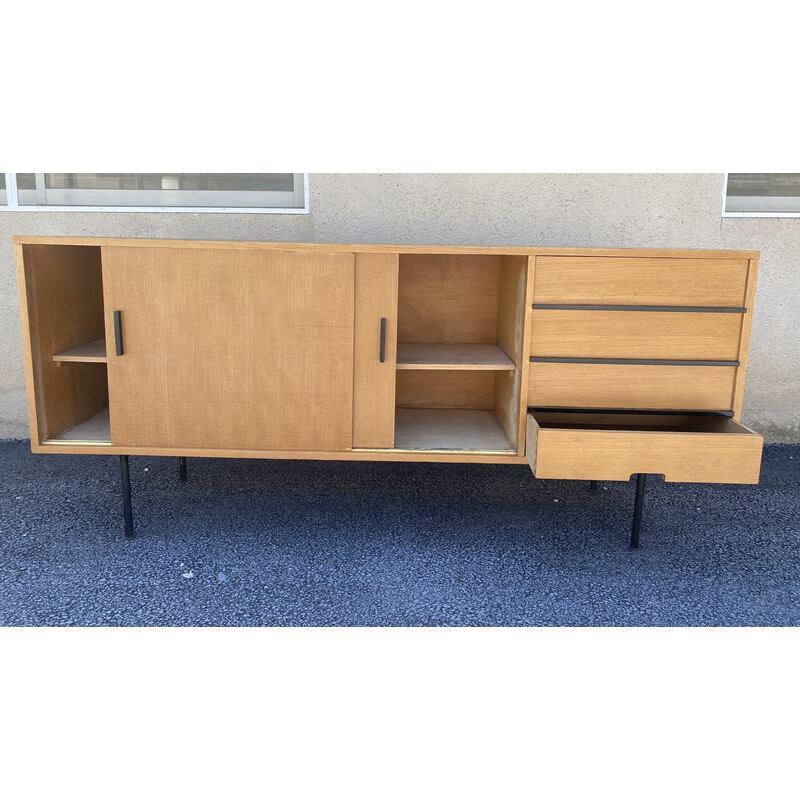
[29,443,527,464]
[10,236,761,260]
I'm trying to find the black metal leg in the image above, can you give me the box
[589,480,597,491]
[120,455,134,540]
[179,456,187,483]
[629,473,646,550]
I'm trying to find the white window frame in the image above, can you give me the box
[722,173,800,218]
[2,173,309,214]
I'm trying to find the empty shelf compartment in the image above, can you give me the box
[394,408,514,452]
[46,408,111,444]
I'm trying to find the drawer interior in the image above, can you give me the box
[532,411,753,436]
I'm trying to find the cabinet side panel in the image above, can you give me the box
[732,258,759,420]
[494,255,529,454]
[20,244,108,440]
[353,253,399,448]
[15,243,41,445]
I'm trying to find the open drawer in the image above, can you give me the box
[526,412,763,483]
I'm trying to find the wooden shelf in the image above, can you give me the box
[394,408,514,452]
[46,408,111,444]
[396,343,515,371]
[53,338,107,363]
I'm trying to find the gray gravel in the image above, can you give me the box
[1,440,798,626]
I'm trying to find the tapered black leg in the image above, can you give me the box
[179,456,187,483]
[120,455,134,540]
[589,480,597,491]
[629,473,646,550]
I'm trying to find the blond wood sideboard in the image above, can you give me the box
[15,237,763,547]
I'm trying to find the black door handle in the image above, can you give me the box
[114,310,124,356]
[379,317,386,363]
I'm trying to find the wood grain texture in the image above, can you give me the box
[14,243,41,445]
[353,253,398,448]
[394,409,513,452]
[533,256,750,307]
[528,363,736,411]
[396,343,514,370]
[53,338,107,363]
[102,246,355,451]
[530,310,743,360]
[494,255,529,454]
[398,254,501,344]
[19,244,109,441]
[395,370,495,409]
[15,238,763,483]
[732,258,759,420]
[12,236,761,260]
[528,413,763,483]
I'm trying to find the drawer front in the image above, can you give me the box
[528,363,736,411]
[530,309,743,361]
[533,257,749,307]
[527,414,763,483]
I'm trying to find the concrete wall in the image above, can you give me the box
[1,173,797,441]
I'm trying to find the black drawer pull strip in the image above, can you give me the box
[530,357,740,367]
[533,304,746,313]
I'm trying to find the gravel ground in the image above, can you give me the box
[0,440,798,626]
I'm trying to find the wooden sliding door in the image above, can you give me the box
[102,246,355,451]
[352,253,398,448]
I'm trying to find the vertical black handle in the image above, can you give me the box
[379,317,386,363]
[114,310,124,356]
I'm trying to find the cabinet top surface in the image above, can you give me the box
[12,236,760,260]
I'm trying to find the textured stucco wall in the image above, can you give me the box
[1,173,798,441]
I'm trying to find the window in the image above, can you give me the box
[1,173,308,213]
[724,173,800,217]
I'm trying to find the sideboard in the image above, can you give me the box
[14,237,763,548]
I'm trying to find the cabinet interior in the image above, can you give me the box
[21,244,111,444]
[394,253,528,452]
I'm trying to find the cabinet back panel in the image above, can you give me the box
[396,371,495,409]
[398,254,501,344]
